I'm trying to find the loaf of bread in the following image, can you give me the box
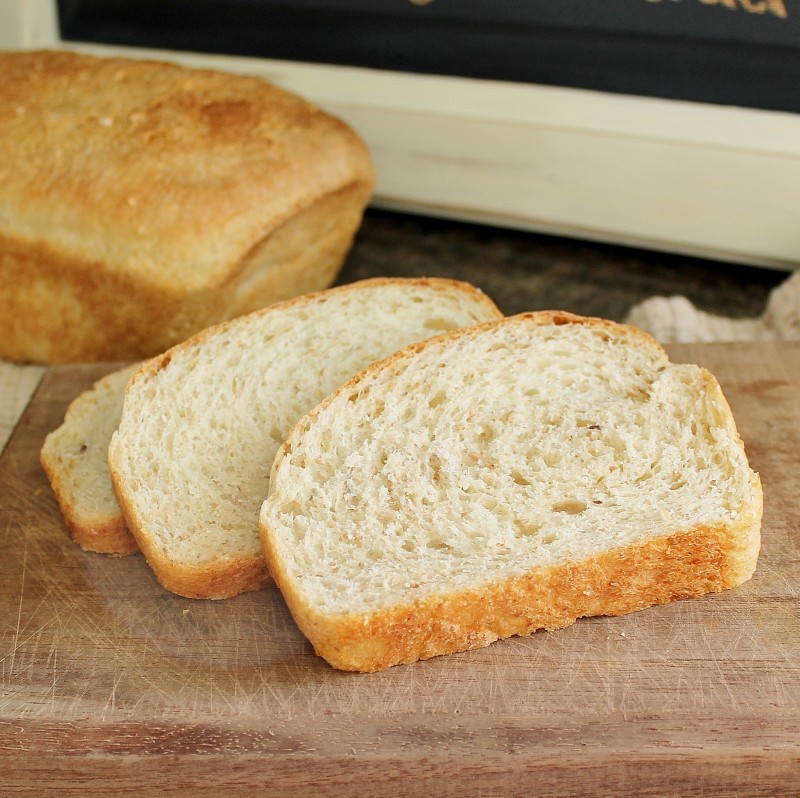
[259,311,763,672]
[108,278,502,599]
[40,364,140,555]
[0,50,374,363]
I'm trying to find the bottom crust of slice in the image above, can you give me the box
[268,507,761,672]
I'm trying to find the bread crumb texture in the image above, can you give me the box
[260,311,762,671]
[108,278,501,598]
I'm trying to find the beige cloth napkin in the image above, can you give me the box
[626,269,800,344]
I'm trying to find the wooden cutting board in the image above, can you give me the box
[1,343,798,797]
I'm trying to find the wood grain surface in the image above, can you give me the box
[1,344,798,797]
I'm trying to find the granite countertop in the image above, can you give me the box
[337,209,787,321]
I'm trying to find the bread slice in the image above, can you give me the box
[259,311,763,672]
[108,278,502,599]
[0,50,374,363]
[41,364,140,556]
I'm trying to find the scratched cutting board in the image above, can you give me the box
[1,343,798,797]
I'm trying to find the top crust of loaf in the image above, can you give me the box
[260,311,763,671]
[0,50,374,294]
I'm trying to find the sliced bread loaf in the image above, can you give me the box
[41,364,140,556]
[108,278,502,599]
[259,311,763,672]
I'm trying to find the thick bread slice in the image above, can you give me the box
[108,278,502,599]
[41,364,140,556]
[259,311,763,672]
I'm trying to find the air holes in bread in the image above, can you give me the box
[542,452,561,467]
[423,317,453,332]
[428,390,446,409]
[478,426,495,443]
[511,469,531,486]
[514,520,542,537]
[552,500,587,515]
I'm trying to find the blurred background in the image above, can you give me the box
[4,0,799,326]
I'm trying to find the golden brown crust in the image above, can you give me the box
[40,446,138,555]
[264,516,761,672]
[133,531,271,599]
[0,50,375,363]
[107,426,273,597]
[40,444,138,556]
[108,462,272,598]
[67,515,140,558]
[127,276,502,390]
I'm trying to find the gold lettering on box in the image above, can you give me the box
[408,0,789,19]
[648,0,788,16]
[739,0,788,16]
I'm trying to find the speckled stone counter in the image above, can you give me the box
[336,210,787,321]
